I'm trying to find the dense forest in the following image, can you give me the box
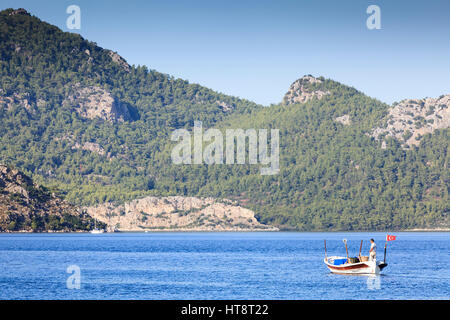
[0,8,448,230]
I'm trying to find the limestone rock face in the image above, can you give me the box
[372,95,450,147]
[0,165,33,200]
[8,8,30,16]
[335,114,351,125]
[283,75,330,105]
[64,85,137,122]
[85,196,278,232]
[0,92,35,112]
[107,50,131,72]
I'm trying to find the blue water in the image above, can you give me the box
[0,232,448,300]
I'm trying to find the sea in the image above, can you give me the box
[0,232,448,300]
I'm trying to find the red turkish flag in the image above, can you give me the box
[386,235,397,241]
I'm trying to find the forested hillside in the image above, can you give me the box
[155,77,449,230]
[0,8,448,231]
[0,8,259,204]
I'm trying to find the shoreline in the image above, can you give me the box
[400,228,450,232]
[1,228,449,234]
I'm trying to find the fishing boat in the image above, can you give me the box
[324,256,387,275]
[323,239,390,275]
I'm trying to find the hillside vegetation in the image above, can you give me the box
[0,8,448,231]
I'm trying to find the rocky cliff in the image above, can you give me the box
[0,164,101,232]
[63,85,138,122]
[283,75,330,105]
[107,50,131,72]
[372,95,450,147]
[85,196,278,232]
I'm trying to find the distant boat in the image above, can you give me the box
[90,220,105,234]
[323,239,388,275]
[90,228,104,234]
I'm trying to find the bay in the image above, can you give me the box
[0,232,448,300]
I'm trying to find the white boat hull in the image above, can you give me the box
[90,229,104,234]
[324,256,387,275]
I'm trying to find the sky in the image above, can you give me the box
[2,0,450,106]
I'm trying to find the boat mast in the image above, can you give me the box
[343,239,349,262]
[359,240,363,259]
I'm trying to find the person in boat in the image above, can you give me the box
[369,238,377,261]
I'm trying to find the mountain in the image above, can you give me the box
[0,8,260,204]
[188,75,448,230]
[0,8,448,231]
[0,164,103,232]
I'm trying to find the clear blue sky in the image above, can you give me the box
[2,0,450,105]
